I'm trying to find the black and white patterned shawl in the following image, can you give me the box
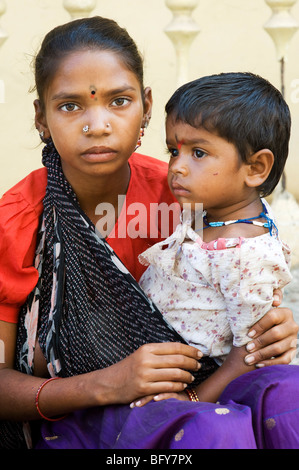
[1,140,217,448]
[16,139,215,377]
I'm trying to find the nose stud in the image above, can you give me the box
[83,123,111,134]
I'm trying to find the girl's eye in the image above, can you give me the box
[111,97,130,107]
[60,103,80,112]
[193,149,207,159]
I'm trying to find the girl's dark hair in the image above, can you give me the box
[165,72,291,197]
[34,16,144,110]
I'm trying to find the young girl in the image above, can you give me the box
[137,72,293,405]
[0,18,298,450]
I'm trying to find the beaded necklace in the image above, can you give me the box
[201,200,277,236]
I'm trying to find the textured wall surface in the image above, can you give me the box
[0,0,299,198]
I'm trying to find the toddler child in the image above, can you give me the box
[138,72,292,403]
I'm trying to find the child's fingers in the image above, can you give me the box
[153,391,189,402]
[130,395,155,408]
[130,380,190,408]
[153,393,178,402]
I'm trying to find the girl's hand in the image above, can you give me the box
[93,342,202,406]
[130,390,189,408]
[245,289,298,367]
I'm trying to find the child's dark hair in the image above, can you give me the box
[165,72,291,197]
[33,16,144,111]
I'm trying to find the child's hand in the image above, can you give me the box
[130,390,189,409]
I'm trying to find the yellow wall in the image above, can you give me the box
[0,0,299,197]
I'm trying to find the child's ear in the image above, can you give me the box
[244,149,274,188]
[34,99,50,140]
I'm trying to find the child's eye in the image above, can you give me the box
[193,149,207,159]
[167,148,179,158]
[111,97,130,107]
[60,103,80,112]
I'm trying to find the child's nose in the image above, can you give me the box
[169,153,189,176]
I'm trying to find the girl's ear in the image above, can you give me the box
[244,149,274,189]
[34,99,50,140]
[142,86,153,128]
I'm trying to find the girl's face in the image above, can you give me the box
[166,117,251,216]
[35,49,152,184]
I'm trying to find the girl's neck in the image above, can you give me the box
[63,162,131,227]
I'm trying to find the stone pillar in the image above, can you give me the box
[63,0,97,19]
[164,0,200,88]
[264,0,298,99]
[264,1,299,269]
[264,0,298,64]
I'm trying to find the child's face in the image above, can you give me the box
[166,117,250,214]
[35,49,151,185]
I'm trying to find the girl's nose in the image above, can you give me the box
[87,109,113,135]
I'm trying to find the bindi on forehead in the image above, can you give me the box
[90,85,97,99]
[177,140,184,150]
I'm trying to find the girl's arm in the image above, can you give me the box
[0,320,201,421]
[245,298,298,367]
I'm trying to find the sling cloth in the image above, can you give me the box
[1,140,217,449]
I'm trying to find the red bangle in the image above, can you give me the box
[185,387,200,402]
[35,377,67,422]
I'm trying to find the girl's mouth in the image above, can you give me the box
[81,146,117,162]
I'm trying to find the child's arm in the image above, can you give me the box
[193,345,254,403]
[130,345,253,407]
[131,234,293,408]
[194,236,292,403]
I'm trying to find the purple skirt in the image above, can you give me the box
[36,365,299,449]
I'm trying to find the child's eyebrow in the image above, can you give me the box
[166,136,211,147]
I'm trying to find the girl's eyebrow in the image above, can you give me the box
[51,92,82,101]
[51,86,137,101]
[103,85,137,96]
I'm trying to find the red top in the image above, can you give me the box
[0,153,178,323]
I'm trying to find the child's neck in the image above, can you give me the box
[205,196,262,223]
[201,196,267,242]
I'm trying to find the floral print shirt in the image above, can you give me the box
[139,202,292,365]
